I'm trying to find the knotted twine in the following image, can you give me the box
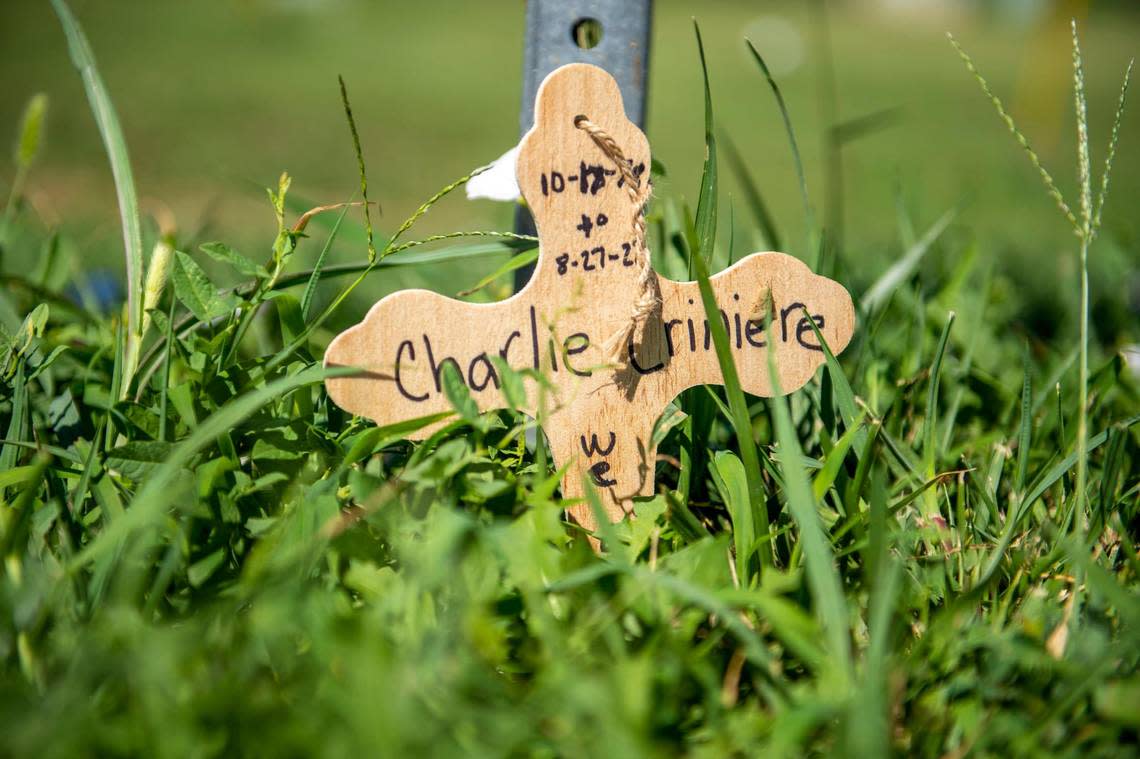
[573,114,660,368]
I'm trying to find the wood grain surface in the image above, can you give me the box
[325,63,855,534]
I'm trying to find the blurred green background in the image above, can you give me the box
[1,0,1137,340]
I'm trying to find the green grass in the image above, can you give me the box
[1,5,1139,757]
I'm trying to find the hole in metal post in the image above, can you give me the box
[571,18,603,49]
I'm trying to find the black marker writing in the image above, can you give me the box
[580,431,616,457]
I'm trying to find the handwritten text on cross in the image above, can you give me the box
[324,64,855,533]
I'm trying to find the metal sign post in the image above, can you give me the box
[514,0,653,289]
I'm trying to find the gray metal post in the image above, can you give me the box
[513,0,653,289]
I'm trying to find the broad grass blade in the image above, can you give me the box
[690,175,771,571]
[862,208,956,313]
[767,329,852,686]
[302,201,351,320]
[50,0,143,339]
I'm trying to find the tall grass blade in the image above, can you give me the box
[301,201,351,320]
[677,390,715,506]
[812,413,865,502]
[767,332,852,686]
[689,22,769,572]
[721,133,782,250]
[49,0,144,342]
[939,256,989,450]
[157,296,176,441]
[678,20,720,508]
[1016,341,1032,492]
[338,76,376,262]
[861,207,956,312]
[746,39,813,249]
[923,311,955,481]
[830,107,901,146]
[848,550,899,756]
[812,0,843,252]
[864,465,888,589]
[693,20,718,261]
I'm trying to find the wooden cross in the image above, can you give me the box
[325,64,855,535]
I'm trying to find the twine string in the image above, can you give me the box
[573,114,659,367]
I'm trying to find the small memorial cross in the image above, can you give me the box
[325,64,855,535]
